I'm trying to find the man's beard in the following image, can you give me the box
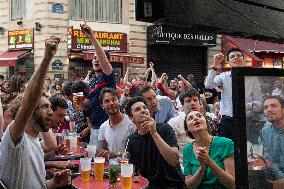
[32,112,49,132]
[107,107,119,116]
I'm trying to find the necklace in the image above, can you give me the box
[193,136,214,157]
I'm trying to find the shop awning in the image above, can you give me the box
[0,50,30,66]
[82,51,144,64]
[225,36,284,53]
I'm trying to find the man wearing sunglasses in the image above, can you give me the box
[80,23,116,147]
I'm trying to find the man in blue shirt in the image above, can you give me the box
[139,85,175,123]
[80,23,116,146]
[260,95,284,179]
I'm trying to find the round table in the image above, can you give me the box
[72,176,149,189]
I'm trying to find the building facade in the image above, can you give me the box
[0,0,220,80]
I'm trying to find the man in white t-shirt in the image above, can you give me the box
[97,88,135,158]
[0,38,70,189]
[167,89,199,163]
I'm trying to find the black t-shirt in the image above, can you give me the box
[128,123,185,188]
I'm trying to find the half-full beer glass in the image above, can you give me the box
[80,158,91,182]
[121,163,133,189]
[93,157,105,180]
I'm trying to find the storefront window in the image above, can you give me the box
[69,0,121,23]
[11,0,33,20]
[273,58,283,69]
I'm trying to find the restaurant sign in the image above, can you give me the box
[68,27,127,52]
[148,25,216,46]
[8,29,34,50]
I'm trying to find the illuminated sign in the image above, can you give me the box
[83,52,144,64]
[8,29,34,50]
[68,26,127,52]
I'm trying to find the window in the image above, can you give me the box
[11,0,33,20]
[69,0,121,23]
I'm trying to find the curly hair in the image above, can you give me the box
[124,96,146,117]
[49,95,68,111]
[8,94,23,120]
[8,93,49,120]
[62,81,73,97]
[9,75,27,93]
[72,80,89,98]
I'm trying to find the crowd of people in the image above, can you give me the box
[0,23,283,189]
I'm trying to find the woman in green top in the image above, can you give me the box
[183,110,235,189]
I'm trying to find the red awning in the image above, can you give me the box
[0,50,30,66]
[224,36,284,53]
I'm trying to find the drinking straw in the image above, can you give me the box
[123,139,129,158]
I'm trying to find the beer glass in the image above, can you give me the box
[56,133,65,146]
[76,92,85,106]
[93,157,105,180]
[121,163,133,189]
[87,144,96,158]
[69,135,77,153]
[80,158,91,182]
[65,137,71,152]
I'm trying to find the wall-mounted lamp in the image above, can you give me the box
[35,22,42,31]
[0,27,5,34]
[17,21,23,25]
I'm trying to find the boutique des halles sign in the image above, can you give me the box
[8,29,34,50]
[67,26,127,52]
[148,25,216,46]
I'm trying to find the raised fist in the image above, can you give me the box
[214,53,224,65]
[80,23,93,39]
[44,38,59,59]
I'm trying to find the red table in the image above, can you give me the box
[72,176,149,189]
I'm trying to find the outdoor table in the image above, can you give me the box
[72,176,149,189]
[70,159,149,189]
[46,144,87,161]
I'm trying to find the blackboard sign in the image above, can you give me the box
[148,25,216,47]
[52,3,64,14]
[52,60,63,70]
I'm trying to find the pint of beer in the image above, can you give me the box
[121,163,133,189]
[121,176,133,189]
[76,92,85,106]
[80,158,91,182]
[93,157,105,180]
[65,137,71,151]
